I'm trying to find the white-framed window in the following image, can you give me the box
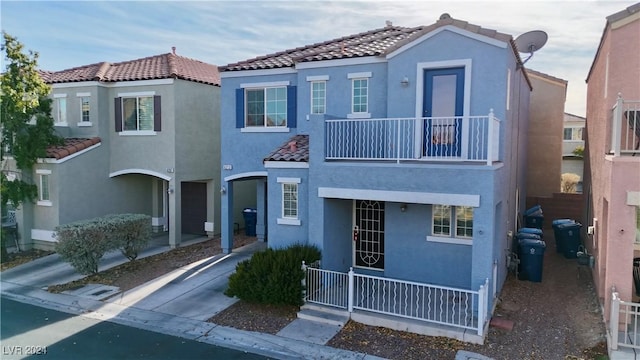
[123,96,154,131]
[563,127,583,141]
[81,97,90,123]
[53,94,67,126]
[428,204,473,244]
[277,177,301,226]
[351,78,368,113]
[36,169,52,206]
[115,92,160,135]
[246,87,287,127]
[311,81,326,114]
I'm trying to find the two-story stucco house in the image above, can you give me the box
[219,14,532,342]
[18,51,227,250]
[581,3,640,357]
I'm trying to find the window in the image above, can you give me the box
[282,183,298,218]
[311,81,326,114]
[36,169,52,206]
[54,95,67,125]
[352,78,368,113]
[81,97,90,122]
[563,127,583,141]
[246,87,287,127]
[114,94,161,133]
[430,204,474,243]
[277,177,301,225]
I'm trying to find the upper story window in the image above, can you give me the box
[53,94,67,126]
[236,82,296,132]
[429,204,473,244]
[247,87,287,127]
[563,127,583,141]
[77,92,91,127]
[347,72,371,118]
[311,81,326,114]
[114,92,161,135]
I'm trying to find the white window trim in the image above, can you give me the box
[306,75,329,82]
[78,94,91,126]
[241,127,290,133]
[53,94,68,127]
[426,235,472,245]
[347,72,372,79]
[429,204,473,244]
[243,86,289,129]
[278,177,300,225]
[36,169,52,206]
[76,92,91,97]
[119,130,157,136]
[310,80,326,115]
[241,81,290,89]
[350,77,370,117]
[117,91,155,97]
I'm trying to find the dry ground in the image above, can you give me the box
[6,230,609,360]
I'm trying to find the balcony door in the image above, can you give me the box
[423,67,464,157]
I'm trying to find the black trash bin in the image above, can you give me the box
[515,232,541,279]
[556,222,582,259]
[552,219,575,253]
[523,206,544,229]
[518,238,546,282]
[242,208,257,236]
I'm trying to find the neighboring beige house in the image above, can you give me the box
[562,112,585,191]
[526,69,567,198]
[10,51,253,251]
[581,3,640,357]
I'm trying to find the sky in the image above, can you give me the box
[1,0,637,117]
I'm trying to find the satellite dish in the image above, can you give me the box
[515,30,548,64]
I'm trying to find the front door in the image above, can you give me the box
[353,200,385,270]
[423,67,464,157]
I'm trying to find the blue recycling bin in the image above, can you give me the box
[518,239,546,282]
[523,206,544,229]
[524,205,542,216]
[515,232,541,277]
[518,227,543,239]
[242,208,257,236]
[552,219,576,253]
[556,222,582,259]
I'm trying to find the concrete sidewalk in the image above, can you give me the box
[0,239,384,359]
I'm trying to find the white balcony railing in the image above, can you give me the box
[325,110,500,165]
[303,263,490,336]
[611,95,640,156]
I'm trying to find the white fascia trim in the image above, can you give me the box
[386,25,507,59]
[318,187,480,207]
[426,235,472,246]
[220,68,297,78]
[240,127,290,133]
[40,143,101,164]
[53,93,67,98]
[36,169,52,175]
[51,79,174,89]
[627,191,640,206]
[76,92,91,97]
[295,56,385,70]
[110,168,171,181]
[117,91,156,97]
[347,72,372,79]
[224,171,268,182]
[32,229,57,242]
[306,75,329,82]
[277,177,301,184]
[277,218,301,226]
[241,81,290,88]
[264,161,309,169]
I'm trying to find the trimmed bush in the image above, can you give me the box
[225,244,321,306]
[55,213,151,275]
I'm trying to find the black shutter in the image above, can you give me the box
[114,97,122,132]
[154,95,161,131]
[236,88,244,128]
[287,85,297,128]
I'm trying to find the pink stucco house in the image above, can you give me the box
[582,3,640,356]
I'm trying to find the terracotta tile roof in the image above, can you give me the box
[46,137,101,160]
[41,53,220,86]
[221,14,522,71]
[264,134,309,162]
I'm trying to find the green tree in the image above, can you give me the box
[1,32,62,209]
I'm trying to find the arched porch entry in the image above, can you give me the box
[221,172,264,253]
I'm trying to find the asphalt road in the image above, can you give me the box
[1,297,271,360]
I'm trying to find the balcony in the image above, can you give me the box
[325,111,500,165]
[610,95,640,157]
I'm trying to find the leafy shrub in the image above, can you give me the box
[55,214,151,274]
[225,243,321,306]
